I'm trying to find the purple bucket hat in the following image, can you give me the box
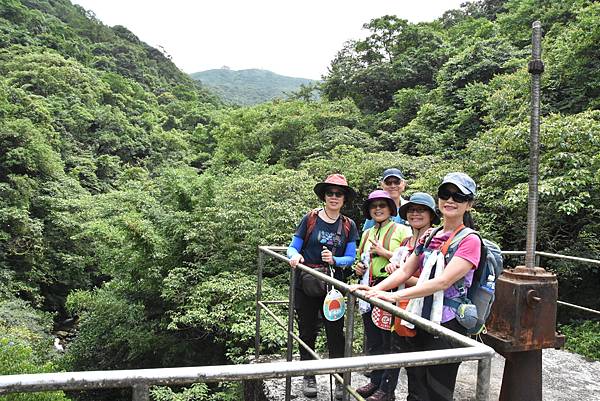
[362,190,398,219]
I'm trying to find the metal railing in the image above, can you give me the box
[501,250,600,316]
[0,353,492,400]
[1,247,596,400]
[256,246,495,401]
[0,244,495,401]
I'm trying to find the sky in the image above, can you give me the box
[71,0,468,80]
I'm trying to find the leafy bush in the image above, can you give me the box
[560,321,600,360]
[0,338,69,401]
[0,298,67,401]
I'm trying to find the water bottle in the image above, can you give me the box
[470,274,495,333]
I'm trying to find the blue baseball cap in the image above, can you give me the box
[382,168,405,181]
[398,192,441,225]
[439,172,476,197]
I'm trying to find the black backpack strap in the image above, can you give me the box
[414,226,442,256]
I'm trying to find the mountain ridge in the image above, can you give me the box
[190,68,317,105]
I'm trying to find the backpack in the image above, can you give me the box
[303,208,351,244]
[423,226,503,335]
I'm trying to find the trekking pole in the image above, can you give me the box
[525,21,544,270]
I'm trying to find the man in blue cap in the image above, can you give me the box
[363,168,408,231]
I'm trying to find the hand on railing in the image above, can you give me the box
[365,289,397,303]
[349,283,370,293]
[289,254,304,268]
[350,285,398,303]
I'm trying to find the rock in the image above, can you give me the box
[262,349,600,400]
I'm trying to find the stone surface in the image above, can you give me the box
[263,349,600,400]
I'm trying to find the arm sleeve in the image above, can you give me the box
[286,235,304,259]
[333,241,357,267]
[333,220,359,267]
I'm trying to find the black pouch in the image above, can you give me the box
[299,266,329,297]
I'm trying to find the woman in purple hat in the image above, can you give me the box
[286,173,359,399]
[352,172,482,401]
[354,190,411,400]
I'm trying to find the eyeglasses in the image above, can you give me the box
[437,187,472,203]
[407,207,429,214]
[384,178,402,186]
[325,190,345,198]
[369,201,389,210]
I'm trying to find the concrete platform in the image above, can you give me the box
[262,349,600,401]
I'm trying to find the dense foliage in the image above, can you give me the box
[0,0,599,400]
[190,68,317,106]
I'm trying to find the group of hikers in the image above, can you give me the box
[287,168,482,401]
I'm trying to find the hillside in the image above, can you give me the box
[190,68,317,105]
[1,0,599,400]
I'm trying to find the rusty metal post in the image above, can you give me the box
[525,20,543,270]
[499,350,542,401]
[484,21,564,401]
[285,265,296,401]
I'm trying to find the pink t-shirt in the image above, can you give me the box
[418,230,481,323]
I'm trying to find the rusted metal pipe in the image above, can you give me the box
[258,247,489,349]
[343,293,356,401]
[499,350,542,401]
[557,301,600,316]
[0,349,494,395]
[258,246,494,401]
[255,250,264,360]
[258,301,320,359]
[285,264,296,401]
[525,20,544,270]
[486,26,565,398]
[502,250,600,266]
[475,357,492,401]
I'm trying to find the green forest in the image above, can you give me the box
[0,0,599,400]
[189,68,317,106]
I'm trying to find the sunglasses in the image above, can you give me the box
[325,190,345,198]
[437,187,472,203]
[407,207,429,214]
[384,178,402,186]
[369,201,389,210]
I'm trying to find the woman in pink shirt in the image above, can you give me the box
[351,172,481,401]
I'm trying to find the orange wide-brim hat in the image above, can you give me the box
[313,174,357,202]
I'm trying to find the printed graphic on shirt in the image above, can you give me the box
[317,230,343,248]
